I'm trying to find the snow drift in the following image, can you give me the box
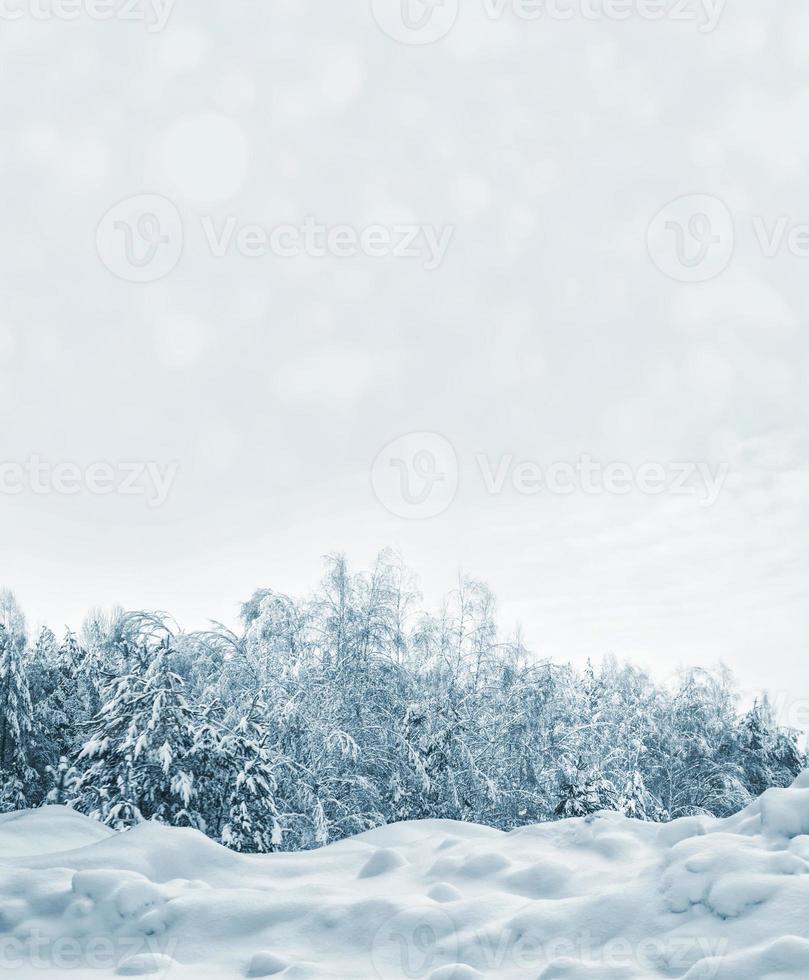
[2,774,809,979]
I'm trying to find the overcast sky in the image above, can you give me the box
[1,1,807,726]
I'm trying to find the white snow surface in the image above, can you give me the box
[3,774,809,979]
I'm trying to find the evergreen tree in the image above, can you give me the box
[0,557,805,848]
[77,639,204,830]
[216,711,283,853]
[0,622,34,811]
[738,698,804,798]
[619,770,653,819]
[46,756,81,806]
[29,629,92,786]
[555,763,618,818]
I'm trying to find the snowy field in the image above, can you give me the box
[2,775,809,979]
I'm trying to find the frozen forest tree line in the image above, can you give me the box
[0,553,804,853]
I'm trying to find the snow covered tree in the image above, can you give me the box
[28,629,93,788]
[555,764,619,818]
[215,711,283,853]
[619,770,657,820]
[46,756,81,806]
[0,556,805,845]
[737,698,804,798]
[0,616,34,812]
[77,639,205,830]
[649,668,750,818]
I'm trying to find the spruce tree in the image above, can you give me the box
[46,756,81,806]
[77,639,203,830]
[217,711,283,853]
[0,623,34,811]
[555,763,618,818]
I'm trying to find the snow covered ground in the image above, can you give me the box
[2,775,809,979]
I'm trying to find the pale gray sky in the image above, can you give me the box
[1,1,807,724]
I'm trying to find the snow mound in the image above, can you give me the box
[759,787,809,840]
[1,775,809,978]
[0,805,114,855]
